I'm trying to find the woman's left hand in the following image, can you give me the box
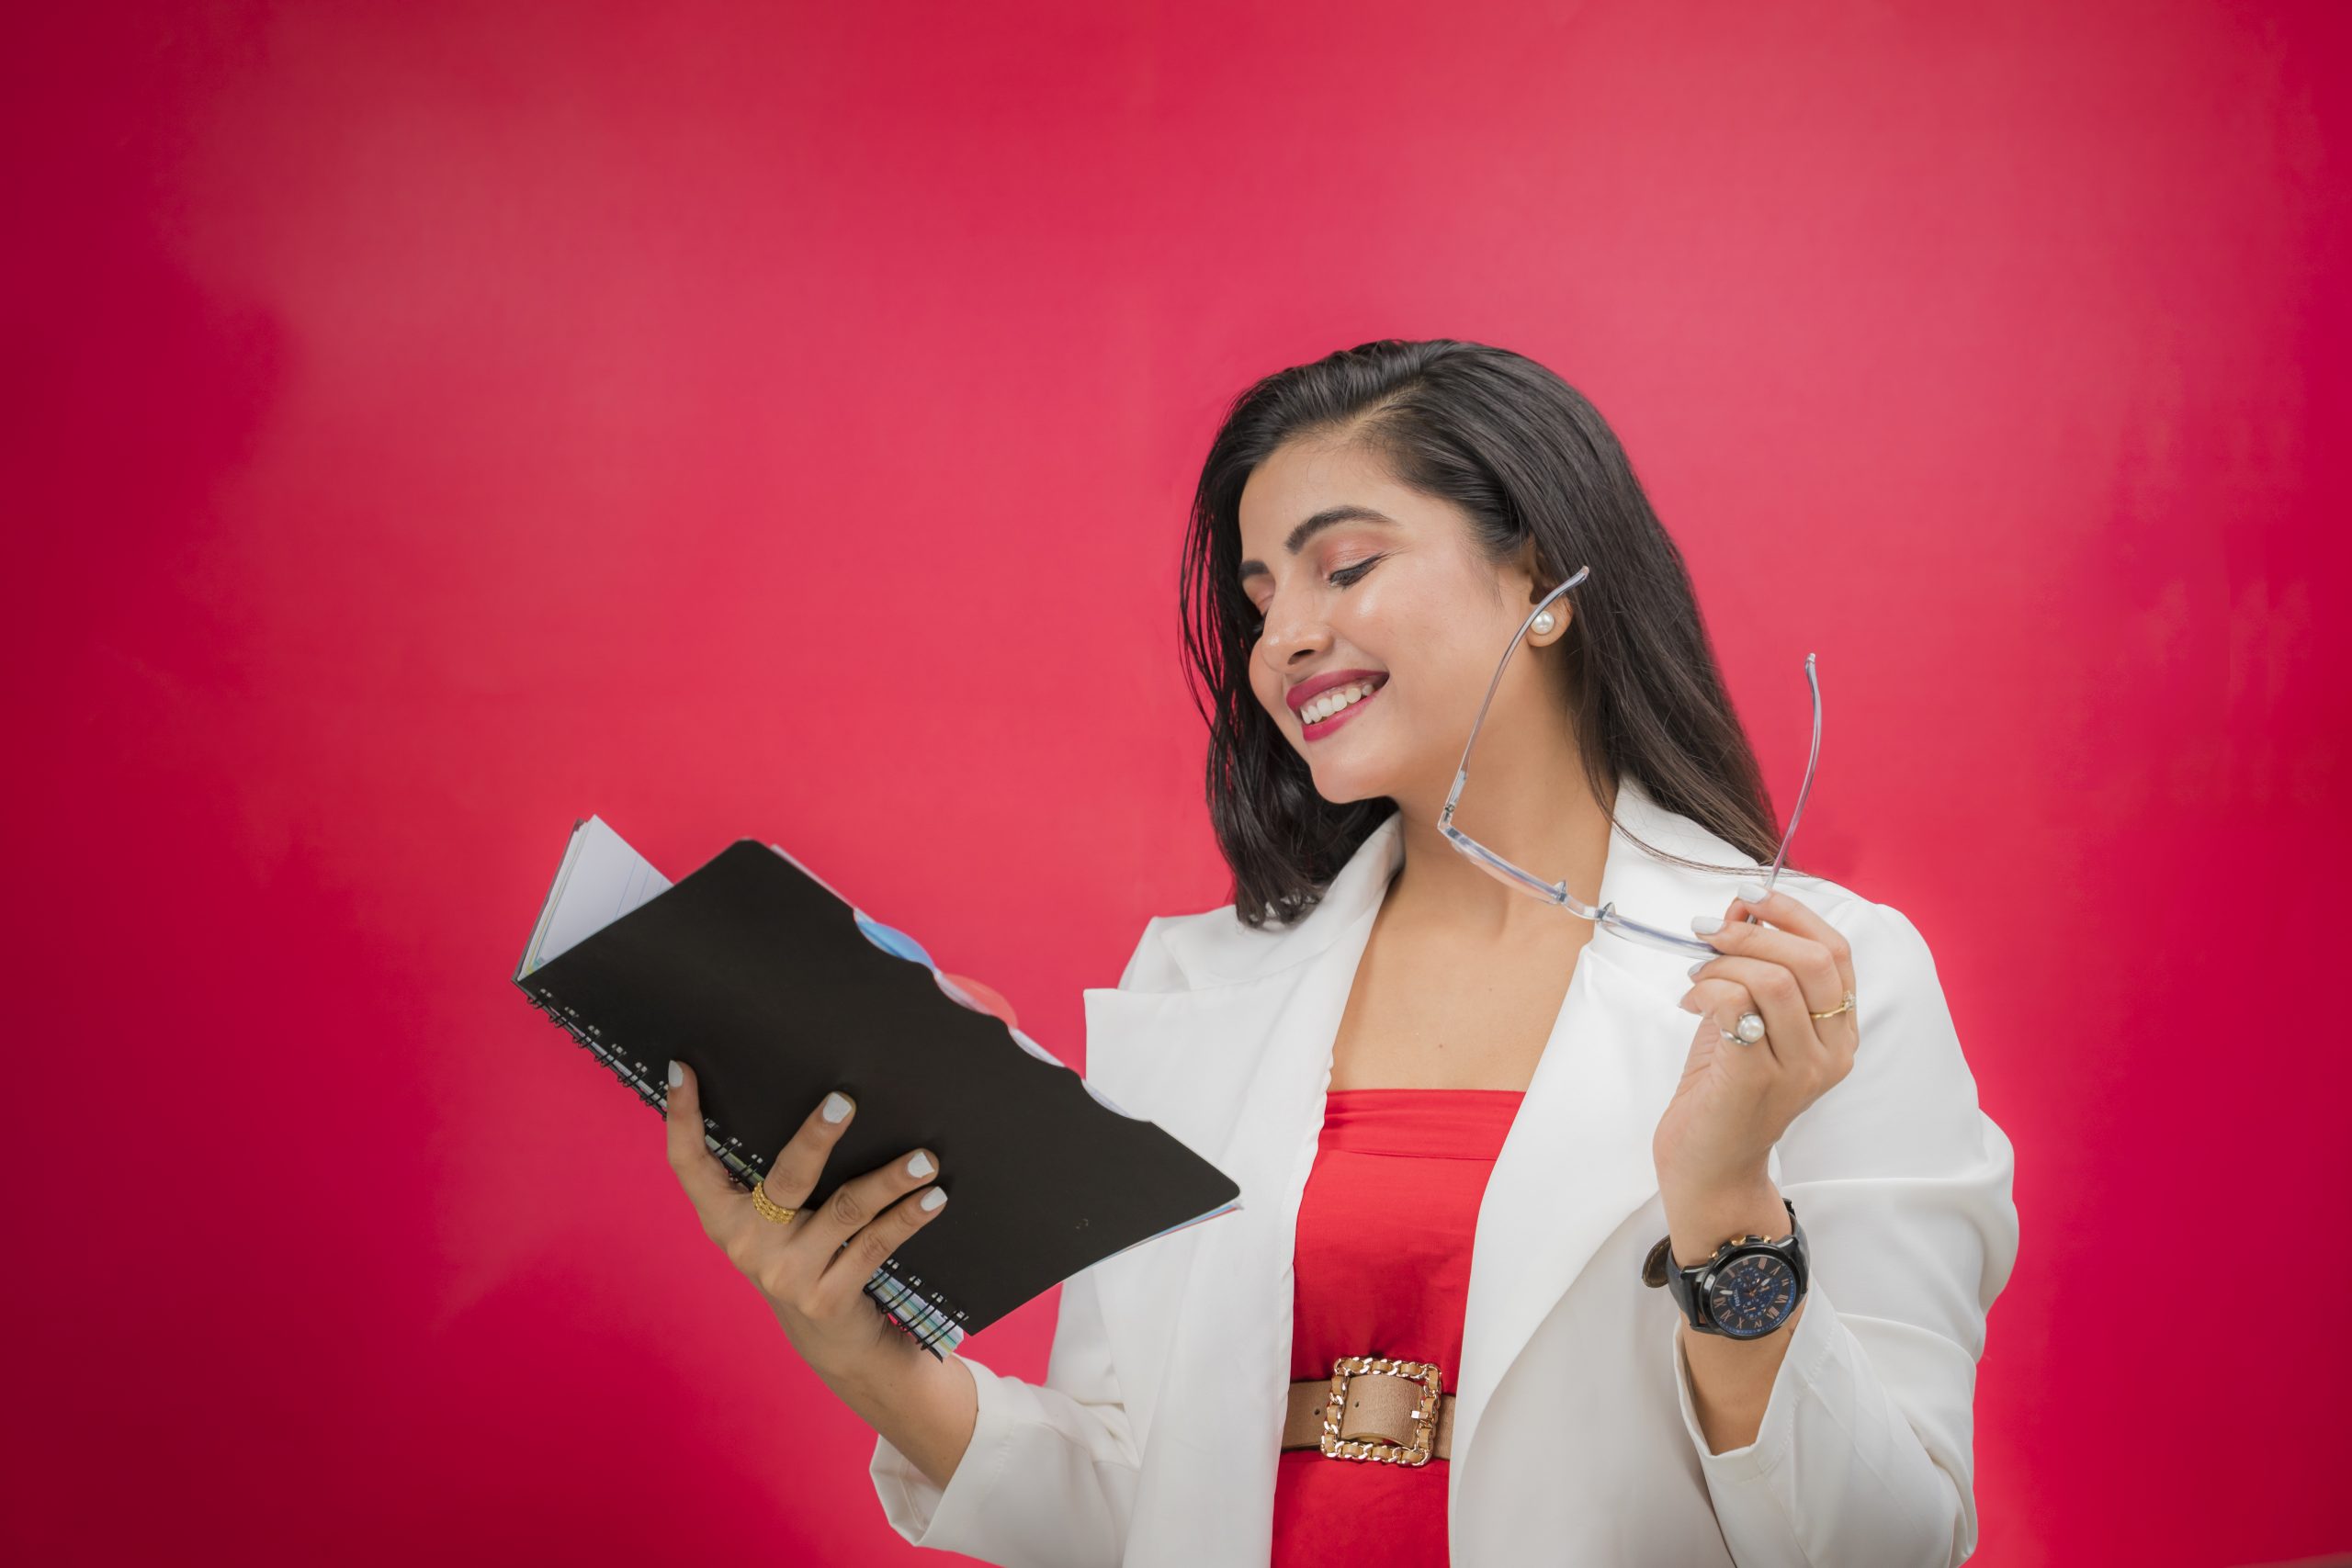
[1651,880,1860,1252]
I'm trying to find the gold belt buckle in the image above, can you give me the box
[1319,1355,1443,1467]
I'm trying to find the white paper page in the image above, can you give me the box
[520,815,673,976]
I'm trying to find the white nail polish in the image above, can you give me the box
[821,1092,853,1122]
[1687,959,1706,977]
[1736,879,1769,903]
[920,1187,948,1211]
[907,1151,935,1179]
[666,1060,684,1089]
[1691,915,1723,935]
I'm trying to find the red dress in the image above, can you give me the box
[1270,1087,1526,1567]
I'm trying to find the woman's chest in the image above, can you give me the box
[1328,921,1591,1092]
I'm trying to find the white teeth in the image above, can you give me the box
[1303,680,1381,724]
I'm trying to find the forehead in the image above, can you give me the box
[1236,440,1406,546]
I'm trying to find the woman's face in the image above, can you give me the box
[1238,437,1562,807]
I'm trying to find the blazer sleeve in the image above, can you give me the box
[1667,897,2020,1568]
[867,917,1176,1564]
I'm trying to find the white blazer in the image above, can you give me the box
[871,775,2018,1567]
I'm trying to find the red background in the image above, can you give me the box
[6,4,2346,1564]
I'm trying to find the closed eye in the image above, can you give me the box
[1247,555,1384,637]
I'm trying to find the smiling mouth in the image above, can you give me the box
[1299,677,1385,735]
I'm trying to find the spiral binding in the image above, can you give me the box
[520,984,967,1359]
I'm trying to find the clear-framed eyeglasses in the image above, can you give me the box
[1437,563,1822,962]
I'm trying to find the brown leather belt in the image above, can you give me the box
[1279,1356,1453,1466]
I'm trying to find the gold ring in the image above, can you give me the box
[1810,988,1857,1021]
[750,1181,799,1224]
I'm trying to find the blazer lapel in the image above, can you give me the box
[1449,775,1735,1479]
[1077,779,1743,1562]
[1085,815,1407,1568]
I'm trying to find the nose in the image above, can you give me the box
[1255,596,1333,668]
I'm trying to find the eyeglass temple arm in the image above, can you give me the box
[1437,573,1821,919]
[1441,564,1592,826]
[1761,652,1822,888]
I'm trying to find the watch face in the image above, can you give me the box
[1706,1252,1798,1337]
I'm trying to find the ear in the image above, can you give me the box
[1510,540,1575,641]
[1501,536,1548,610]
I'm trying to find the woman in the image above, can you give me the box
[662,339,2018,1566]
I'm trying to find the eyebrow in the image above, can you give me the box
[1237,505,1400,584]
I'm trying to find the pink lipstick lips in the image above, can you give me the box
[1291,671,1387,740]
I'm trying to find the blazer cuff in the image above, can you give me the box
[869,1355,1019,1549]
[1669,1273,1844,1483]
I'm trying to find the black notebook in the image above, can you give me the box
[513,816,1243,1356]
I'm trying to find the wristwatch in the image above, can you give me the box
[1641,1199,1809,1339]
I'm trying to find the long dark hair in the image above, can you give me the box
[1177,337,1800,930]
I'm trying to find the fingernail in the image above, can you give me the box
[821,1091,854,1122]
[907,1151,936,1179]
[920,1187,948,1212]
[1687,959,1707,977]
[1690,915,1724,935]
[1736,879,1770,904]
[667,1060,684,1089]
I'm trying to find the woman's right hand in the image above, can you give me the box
[662,1058,952,1386]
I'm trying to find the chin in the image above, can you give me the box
[1304,753,1406,807]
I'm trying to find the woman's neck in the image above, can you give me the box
[1383,763,1617,946]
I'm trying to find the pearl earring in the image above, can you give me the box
[1531,610,1555,636]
